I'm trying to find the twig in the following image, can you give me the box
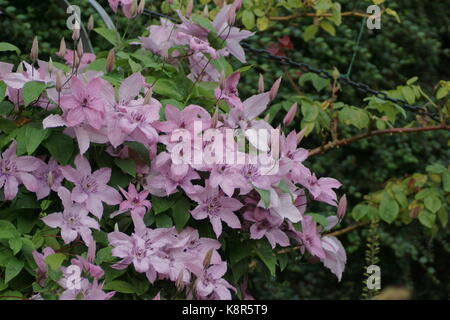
[268,10,385,21]
[308,124,450,157]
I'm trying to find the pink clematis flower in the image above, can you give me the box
[59,76,105,130]
[34,158,64,200]
[59,276,115,300]
[145,152,200,196]
[108,0,134,19]
[296,168,342,206]
[108,229,171,283]
[0,140,41,200]
[59,155,122,219]
[32,247,56,286]
[214,71,242,110]
[289,215,326,259]
[191,262,236,300]
[189,183,243,238]
[244,207,289,249]
[42,187,100,245]
[114,183,151,217]
[320,236,347,281]
[57,49,96,69]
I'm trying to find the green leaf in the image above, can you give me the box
[43,132,74,165]
[437,207,448,227]
[0,220,20,239]
[44,253,67,271]
[339,106,369,129]
[379,193,399,224]
[94,28,120,46]
[352,204,377,221]
[306,213,328,227]
[0,101,14,116]
[242,10,255,30]
[5,257,24,283]
[400,86,415,104]
[155,214,173,228]
[320,21,336,36]
[303,25,318,42]
[8,237,22,255]
[299,73,330,92]
[424,196,441,213]
[0,247,13,267]
[191,15,216,33]
[95,247,114,264]
[0,42,21,55]
[418,210,435,228]
[0,81,6,102]
[256,17,269,31]
[255,240,277,276]
[114,158,136,177]
[426,163,447,174]
[104,280,135,294]
[406,77,418,85]
[153,79,184,101]
[23,81,47,106]
[152,195,177,214]
[172,197,191,231]
[442,171,450,192]
[314,0,333,10]
[24,123,49,154]
[255,188,271,208]
[301,101,319,122]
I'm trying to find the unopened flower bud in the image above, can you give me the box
[203,249,214,268]
[30,36,39,62]
[143,87,153,105]
[106,49,115,73]
[130,0,138,18]
[137,0,145,15]
[55,71,63,92]
[16,62,24,73]
[77,40,84,59]
[234,0,242,11]
[87,15,95,31]
[58,38,67,56]
[264,112,271,122]
[186,0,193,18]
[283,102,297,125]
[47,171,54,187]
[73,54,81,69]
[269,77,282,100]
[72,22,81,41]
[228,5,236,25]
[296,127,307,145]
[202,5,209,17]
[175,270,185,291]
[337,194,347,219]
[258,74,264,93]
[48,57,54,74]
[211,108,219,128]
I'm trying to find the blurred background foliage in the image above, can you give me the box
[0,0,448,299]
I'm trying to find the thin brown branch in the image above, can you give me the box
[283,67,303,96]
[309,124,450,157]
[277,221,369,255]
[268,10,378,21]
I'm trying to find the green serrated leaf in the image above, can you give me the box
[5,257,24,283]
[23,81,47,106]
[44,253,67,271]
[379,193,399,224]
[114,158,136,177]
[103,280,135,293]
[172,197,191,231]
